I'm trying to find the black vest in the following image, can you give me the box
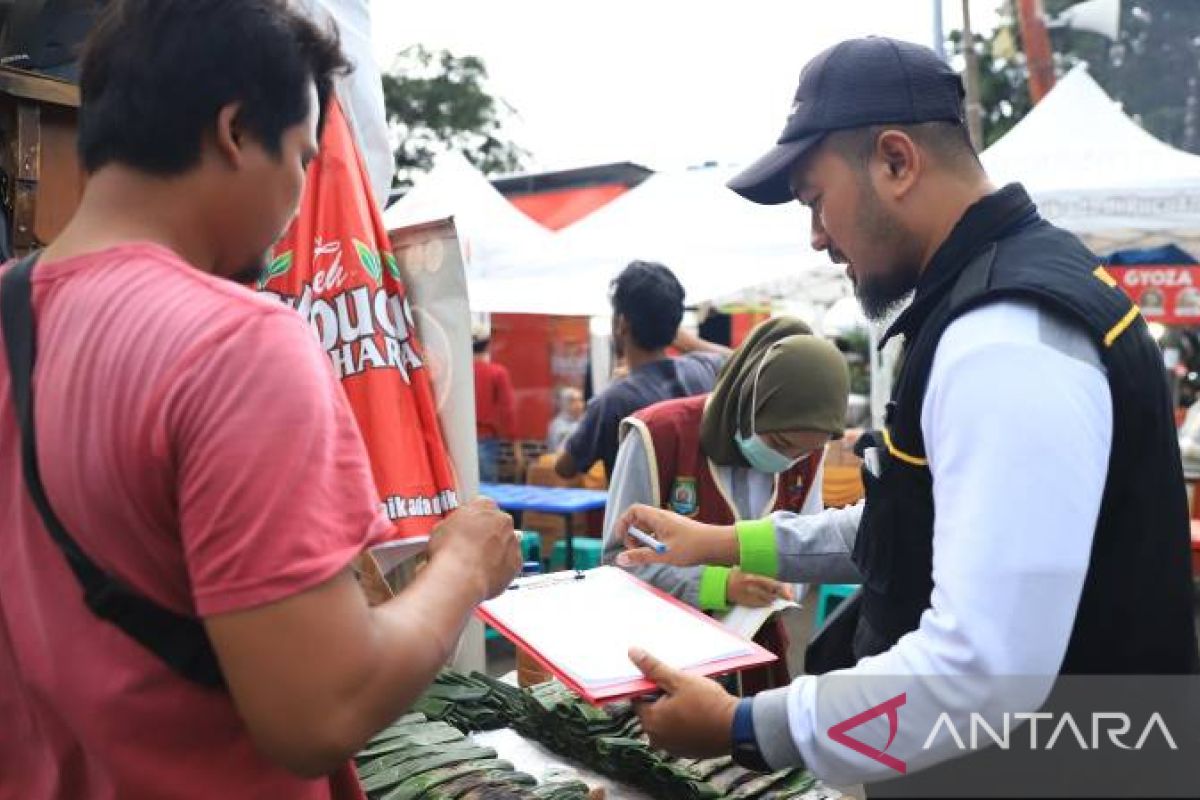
[812,185,1199,676]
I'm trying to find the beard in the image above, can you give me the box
[856,268,918,321]
[849,183,921,322]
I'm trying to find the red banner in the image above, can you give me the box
[259,101,458,538]
[491,314,589,440]
[1107,265,1200,325]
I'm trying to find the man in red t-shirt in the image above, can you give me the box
[473,335,516,482]
[0,2,521,799]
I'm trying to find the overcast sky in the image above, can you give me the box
[368,1,1000,174]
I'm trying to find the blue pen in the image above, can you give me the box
[628,526,668,554]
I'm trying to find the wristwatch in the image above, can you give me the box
[731,697,771,772]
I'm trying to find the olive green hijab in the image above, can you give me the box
[700,316,850,466]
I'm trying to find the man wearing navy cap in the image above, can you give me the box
[615,37,1199,794]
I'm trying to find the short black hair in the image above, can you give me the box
[78,0,349,175]
[827,121,981,175]
[473,338,490,354]
[610,260,685,351]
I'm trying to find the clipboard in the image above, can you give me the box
[476,566,777,704]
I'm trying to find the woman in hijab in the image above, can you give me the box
[600,317,849,688]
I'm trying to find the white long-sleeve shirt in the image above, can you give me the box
[751,299,1113,785]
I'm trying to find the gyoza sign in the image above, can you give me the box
[1108,265,1200,325]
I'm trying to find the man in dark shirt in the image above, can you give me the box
[556,261,730,479]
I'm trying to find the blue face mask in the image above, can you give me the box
[736,343,804,474]
[735,432,799,474]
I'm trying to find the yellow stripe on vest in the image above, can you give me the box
[1104,304,1141,348]
[882,427,928,467]
[1093,266,1118,288]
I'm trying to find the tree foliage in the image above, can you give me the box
[382,46,528,190]
[951,0,1200,152]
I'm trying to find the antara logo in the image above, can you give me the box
[924,711,1178,752]
[828,693,907,774]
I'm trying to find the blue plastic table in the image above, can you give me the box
[479,483,608,569]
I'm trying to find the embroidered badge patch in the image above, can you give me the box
[669,477,699,516]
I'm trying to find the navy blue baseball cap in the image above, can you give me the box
[728,37,966,205]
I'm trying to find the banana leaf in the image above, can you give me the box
[708,764,757,794]
[423,771,538,800]
[366,719,451,747]
[360,747,498,794]
[359,724,466,759]
[358,742,494,779]
[367,719,434,743]
[690,757,735,781]
[358,669,832,800]
[423,685,492,704]
[755,770,820,800]
[724,770,794,800]
[412,697,455,719]
[527,779,591,800]
[380,759,516,800]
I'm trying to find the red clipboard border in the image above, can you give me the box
[475,567,778,705]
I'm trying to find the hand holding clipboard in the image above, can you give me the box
[477,567,775,705]
[626,646,741,759]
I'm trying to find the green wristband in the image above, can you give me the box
[735,518,779,578]
[698,566,732,611]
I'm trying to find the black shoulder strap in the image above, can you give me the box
[1,255,225,689]
[948,242,998,312]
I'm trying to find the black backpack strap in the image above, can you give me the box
[1,255,225,689]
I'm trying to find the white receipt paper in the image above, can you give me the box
[480,566,755,688]
[720,596,802,640]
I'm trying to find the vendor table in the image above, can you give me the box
[479,483,608,569]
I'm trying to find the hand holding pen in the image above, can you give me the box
[614,504,740,569]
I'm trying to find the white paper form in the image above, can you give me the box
[368,536,429,576]
[480,566,755,689]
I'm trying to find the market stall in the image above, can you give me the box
[981,64,1200,256]
[0,65,84,258]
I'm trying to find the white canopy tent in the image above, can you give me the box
[384,156,851,319]
[467,166,851,319]
[981,65,1200,256]
[382,152,557,281]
